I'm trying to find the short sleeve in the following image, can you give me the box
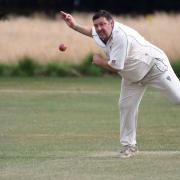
[108,31,128,70]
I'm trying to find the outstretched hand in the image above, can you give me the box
[60,11,76,29]
[59,10,92,37]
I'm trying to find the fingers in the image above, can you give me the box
[59,10,76,29]
[60,11,71,21]
[93,53,101,59]
[60,11,67,19]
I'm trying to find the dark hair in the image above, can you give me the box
[92,10,113,21]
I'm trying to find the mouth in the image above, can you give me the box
[98,31,106,39]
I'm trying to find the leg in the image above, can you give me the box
[119,79,146,146]
[148,63,180,104]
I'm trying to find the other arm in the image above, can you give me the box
[92,54,119,73]
[60,11,92,37]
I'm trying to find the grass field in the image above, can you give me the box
[0,77,180,180]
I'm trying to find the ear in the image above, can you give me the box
[111,20,114,27]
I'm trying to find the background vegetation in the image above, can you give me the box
[1,2,180,77]
[1,13,180,63]
[0,55,180,78]
[1,0,180,18]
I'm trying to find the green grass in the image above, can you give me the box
[0,77,180,180]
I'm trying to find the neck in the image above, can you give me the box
[100,38,108,44]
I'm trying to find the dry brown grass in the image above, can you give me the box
[0,13,180,64]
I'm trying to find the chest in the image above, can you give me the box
[104,41,114,59]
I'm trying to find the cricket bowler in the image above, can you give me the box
[60,10,180,158]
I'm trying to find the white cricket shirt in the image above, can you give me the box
[92,21,166,82]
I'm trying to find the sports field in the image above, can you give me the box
[0,77,180,180]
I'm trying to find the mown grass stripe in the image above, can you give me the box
[0,89,119,94]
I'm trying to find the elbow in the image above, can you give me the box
[108,62,123,71]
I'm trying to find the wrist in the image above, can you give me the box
[72,24,80,31]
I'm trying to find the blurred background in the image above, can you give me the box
[0,0,180,65]
[1,0,180,17]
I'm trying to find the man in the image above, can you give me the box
[60,10,180,158]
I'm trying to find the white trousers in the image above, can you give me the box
[119,58,180,146]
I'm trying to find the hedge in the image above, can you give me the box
[0,55,179,78]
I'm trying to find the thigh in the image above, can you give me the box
[148,66,180,104]
[119,79,146,106]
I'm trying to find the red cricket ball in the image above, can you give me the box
[59,43,67,51]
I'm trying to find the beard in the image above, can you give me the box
[98,33,110,44]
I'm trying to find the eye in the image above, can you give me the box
[100,22,106,26]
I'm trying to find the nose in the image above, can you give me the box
[96,25,102,32]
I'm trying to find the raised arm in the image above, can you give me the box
[60,11,92,37]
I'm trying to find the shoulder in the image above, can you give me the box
[113,22,127,33]
[92,26,96,36]
[111,22,128,43]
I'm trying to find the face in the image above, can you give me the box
[93,17,114,42]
